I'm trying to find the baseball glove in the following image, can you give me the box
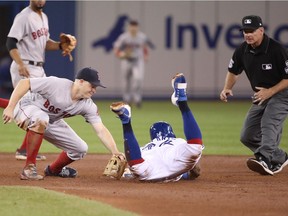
[103,155,127,180]
[59,33,77,62]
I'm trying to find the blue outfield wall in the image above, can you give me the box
[43,1,76,80]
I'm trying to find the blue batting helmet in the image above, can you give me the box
[149,121,176,140]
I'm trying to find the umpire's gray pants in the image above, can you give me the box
[240,89,288,164]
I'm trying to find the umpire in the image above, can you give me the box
[220,15,288,175]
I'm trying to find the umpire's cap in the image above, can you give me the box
[76,67,106,88]
[240,15,263,31]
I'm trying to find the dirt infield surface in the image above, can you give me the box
[0,153,288,216]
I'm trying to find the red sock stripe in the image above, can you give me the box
[50,151,74,174]
[0,98,9,108]
[26,130,44,165]
[128,158,145,166]
[19,132,29,151]
[187,138,203,145]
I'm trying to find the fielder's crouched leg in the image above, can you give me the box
[43,119,88,178]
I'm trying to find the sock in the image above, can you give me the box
[18,132,29,152]
[25,130,44,166]
[178,101,202,145]
[0,98,9,108]
[49,151,74,174]
[123,121,144,166]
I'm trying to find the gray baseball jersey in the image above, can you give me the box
[114,32,148,104]
[113,32,148,62]
[8,6,49,62]
[19,76,101,124]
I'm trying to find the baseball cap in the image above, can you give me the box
[129,20,139,26]
[76,67,106,88]
[240,15,263,31]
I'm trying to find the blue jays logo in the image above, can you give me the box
[92,15,155,53]
[142,142,156,151]
[92,15,128,52]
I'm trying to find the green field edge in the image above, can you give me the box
[0,185,137,216]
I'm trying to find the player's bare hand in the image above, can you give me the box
[252,87,273,105]
[113,152,126,160]
[2,107,14,124]
[220,89,233,102]
[18,63,30,78]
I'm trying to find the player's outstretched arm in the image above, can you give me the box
[2,79,30,124]
[46,34,77,61]
[92,122,122,155]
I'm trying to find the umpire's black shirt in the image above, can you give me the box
[228,34,288,92]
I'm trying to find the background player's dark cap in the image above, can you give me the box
[240,15,263,31]
[76,67,106,88]
[129,20,139,26]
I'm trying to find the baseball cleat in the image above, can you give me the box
[16,149,47,161]
[171,73,187,106]
[122,167,135,179]
[44,165,78,178]
[110,102,131,124]
[272,154,288,174]
[20,164,44,180]
[246,158,274,176]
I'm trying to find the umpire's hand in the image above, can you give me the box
[220,89,233,102]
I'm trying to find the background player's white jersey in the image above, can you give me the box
[15,77,101,124]
[113,32,148,62]
[8,6,49,62]
[130,137,203,181]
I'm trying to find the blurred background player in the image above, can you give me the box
[2,67,123,180]
[220,15,288,175]
[111,73,203,182]
[113,20,150,108]
[1,0,76,161]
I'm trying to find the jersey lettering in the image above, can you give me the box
[32,27,48,40]
[60,111,73,118]
[43,99,61,114]
[159,139,174,147]
[142,143,156,151]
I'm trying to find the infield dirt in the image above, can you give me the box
[0,153,287,216]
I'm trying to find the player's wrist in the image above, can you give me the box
[58,42,63,50]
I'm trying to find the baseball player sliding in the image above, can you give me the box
[0,0,76,161]
[2,67,123,180]
[113,20,150,108]
[110,73,204,182]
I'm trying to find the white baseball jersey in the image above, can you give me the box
[113,32,148,62]
[130,137,203,182]
[8,6,49,62]
[16,76,101,125]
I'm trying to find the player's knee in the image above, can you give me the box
[67,142,88,160]
[67,151,87,161]
[19,113,49,133]
[29,119,48,134]
[78,141,88,153]
[240,131,251,146]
